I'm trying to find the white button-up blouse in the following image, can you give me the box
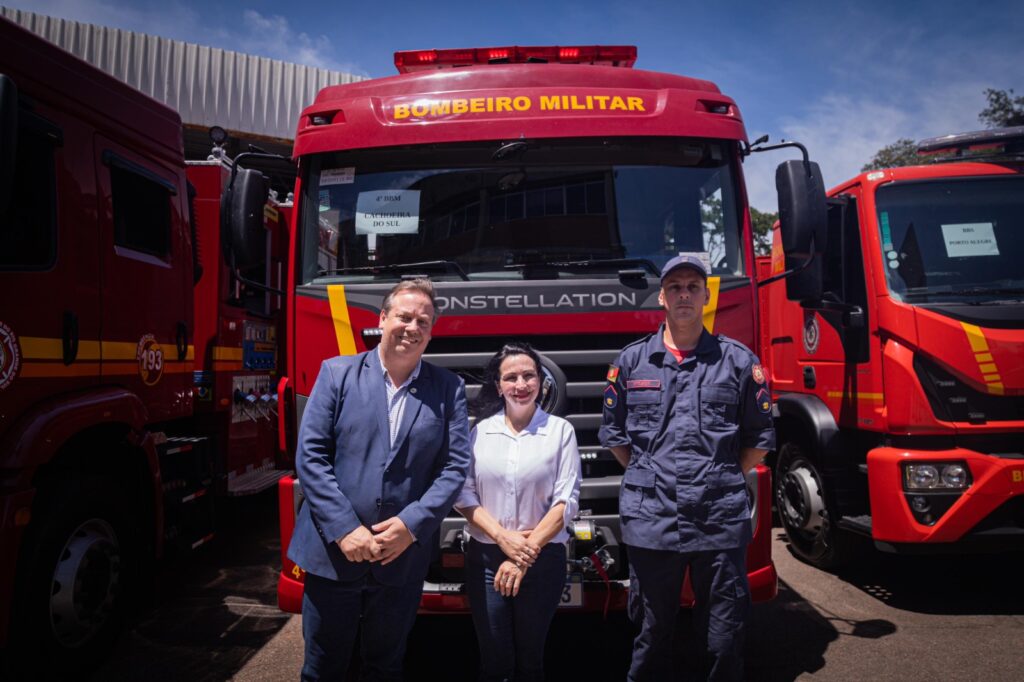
[456,407,581,545]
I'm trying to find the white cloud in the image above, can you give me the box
[3,1,367,75]
[744,80,995,213]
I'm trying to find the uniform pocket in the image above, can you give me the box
[620,467,656,519]
[700,384,739,429]
[626,390,662,432]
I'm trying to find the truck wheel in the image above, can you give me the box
[11,477,137,675]
[774,441,855,569]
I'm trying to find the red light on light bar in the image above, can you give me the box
[394,45,637,73]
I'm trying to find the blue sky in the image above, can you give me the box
[8,0,1023,211]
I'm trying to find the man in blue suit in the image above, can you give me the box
[288,278,471,681]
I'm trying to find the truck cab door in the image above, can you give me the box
[0,99,101,434]
[93,136,192,422]
[800,187,881,430]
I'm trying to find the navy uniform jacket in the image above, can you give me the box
[287,350,471,585]
[598,326,775,552]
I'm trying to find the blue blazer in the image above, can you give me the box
[287,350,471,585]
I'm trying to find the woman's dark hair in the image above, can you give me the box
[471,341,544,420]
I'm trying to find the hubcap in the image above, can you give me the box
[779,464,825,534]
[49,519,121,647]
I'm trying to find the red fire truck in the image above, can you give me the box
[266,45,832,615]
[761,127,1024,567]
[0,18,289,672]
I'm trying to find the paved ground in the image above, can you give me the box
[90,489,1024,681]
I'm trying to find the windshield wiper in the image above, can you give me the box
[318,260,470,281]
[949,287,1024,297]
[503,256,660,279]
[546,257,661,278]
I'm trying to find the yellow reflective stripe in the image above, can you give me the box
[960,322,1004,395]
[702,276,721,334]
[960,322,989,353]
[327,284,358,356]
[213,346,243,361]
[102,341,138,360]
[826,391,884,401]
[20,337,102,360]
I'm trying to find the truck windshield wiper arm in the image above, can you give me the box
[318,260,470,281]
[545,257,661,277]
[949,287,1024,297]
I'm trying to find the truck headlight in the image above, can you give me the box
[903,462,970,490]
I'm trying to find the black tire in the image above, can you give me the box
[8,476,138,677]
[774,440,857,569]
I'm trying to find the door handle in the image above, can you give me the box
[62,311,79,365]
[176,321,188,361]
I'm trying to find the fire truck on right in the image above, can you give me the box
[760,126,1024,568]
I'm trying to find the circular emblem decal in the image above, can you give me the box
[803,316,820,356]
[137,334,165,386]
[0,321,21,391]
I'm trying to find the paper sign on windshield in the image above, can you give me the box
[941,222,999,258]
[355,190,420,235]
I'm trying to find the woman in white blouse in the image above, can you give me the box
[456,342,581,682]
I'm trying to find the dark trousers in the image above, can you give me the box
[627,545,750,682]
[465,540,567,682]
[300,571,423,681]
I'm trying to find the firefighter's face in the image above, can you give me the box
[658,269,709,326]
[378,291,434,359]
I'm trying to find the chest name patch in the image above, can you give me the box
[627,379,661,390]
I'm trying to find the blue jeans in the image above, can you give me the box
[465,540,567,682]
[301,571,423,681]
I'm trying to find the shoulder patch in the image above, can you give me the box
[752,364,766,385]
[606,365,620,382]
[604,384,618,409]
[756,387,771,414]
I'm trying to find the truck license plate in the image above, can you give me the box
[560,575,583,608]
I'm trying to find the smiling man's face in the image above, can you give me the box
[378,290,434,361]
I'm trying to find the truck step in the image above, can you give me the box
[838,515,872,535]
[227,462,293,496]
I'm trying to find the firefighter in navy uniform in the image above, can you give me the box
[599,254,774,682]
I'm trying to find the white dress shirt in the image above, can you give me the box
[457,407,581,545]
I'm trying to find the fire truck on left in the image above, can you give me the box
[0,17,290,674]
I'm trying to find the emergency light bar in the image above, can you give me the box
[917,125,1024,158]
[394,45,637,74]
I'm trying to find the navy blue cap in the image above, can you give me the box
[660,254,708,282]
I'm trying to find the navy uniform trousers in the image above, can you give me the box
[627,546,749,682]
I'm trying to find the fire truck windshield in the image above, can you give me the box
[299,137,743,284]
[874,176,1024,304]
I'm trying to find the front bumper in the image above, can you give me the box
[867,446,1024,548]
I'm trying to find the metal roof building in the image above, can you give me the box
[2,6,363,158]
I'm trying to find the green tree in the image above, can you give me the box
[861,138,918,172]
[979,88,1024,127]
[749,207,776,256]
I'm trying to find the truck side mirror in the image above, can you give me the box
[222,167,268,270]
[776,159,827,301]
[0,74,18,214]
